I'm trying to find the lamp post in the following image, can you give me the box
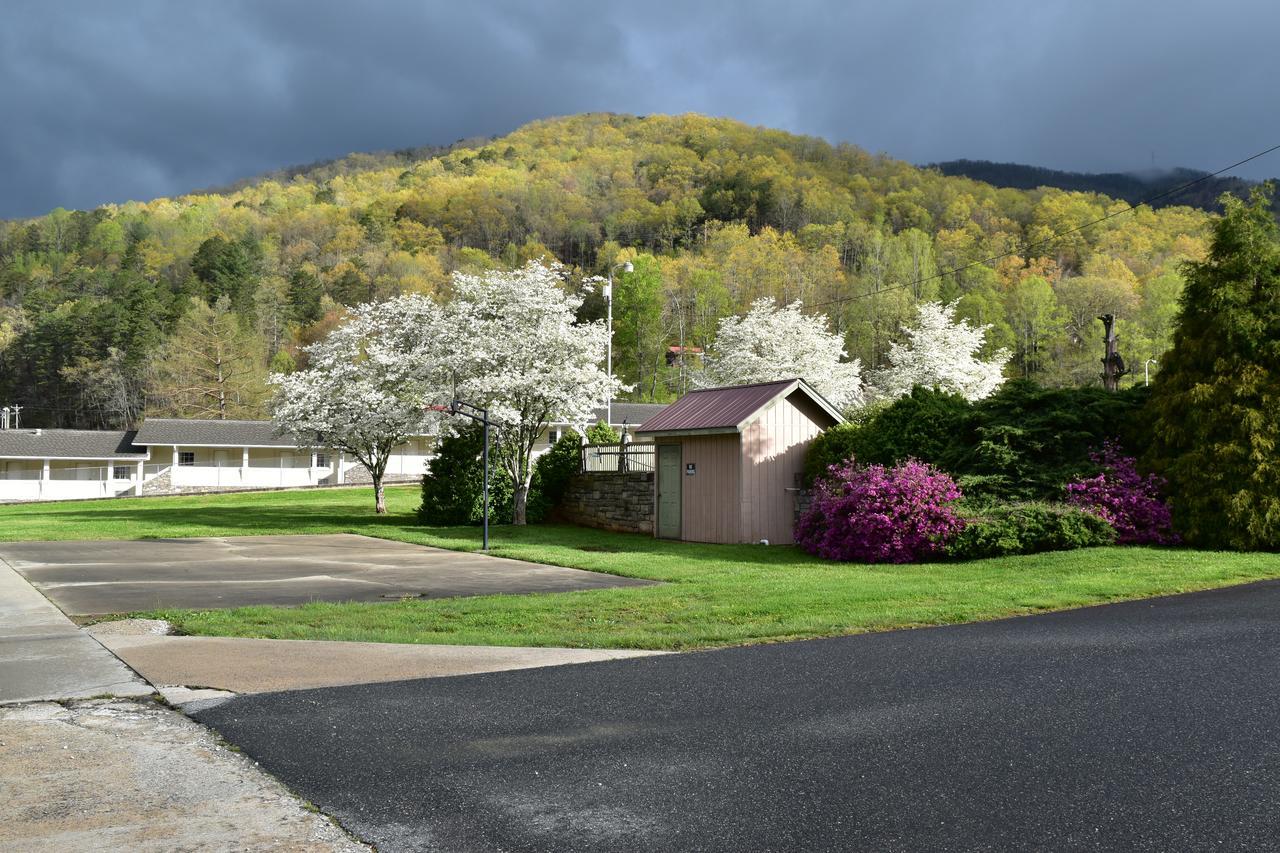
[1144,358,1158,387]
[604,260,633,426]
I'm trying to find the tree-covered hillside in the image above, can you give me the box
[932,159,1274,215]
[0,112,1211,428]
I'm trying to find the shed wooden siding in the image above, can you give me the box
[739,391,829,544]
[676,435,742,543]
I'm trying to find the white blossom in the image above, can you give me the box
[439,261,625,523]
[869,301,1010,402]
[269,294,447,513]
[699,298,864,411]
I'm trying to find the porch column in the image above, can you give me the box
[336,452,345,485]
[40,458,50,499]
[242,446,249,483]
[135,459,144,496]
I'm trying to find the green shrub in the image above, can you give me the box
[805,381,1150,499]
[946,381,1150,501]
[945,502,1116,560]
[585,420,620,444]
[803,388,969,484]
[417,425,546,525]
[532,430,582,507]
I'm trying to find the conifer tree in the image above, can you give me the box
[1145,186,1280,549]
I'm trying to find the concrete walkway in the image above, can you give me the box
[89,627,665,695]
[0,556,150,705]
[0,699,365,852]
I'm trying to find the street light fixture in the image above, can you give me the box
[1144,358,1158,387]
[604,260,633,425]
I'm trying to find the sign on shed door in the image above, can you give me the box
[657,444,682,539]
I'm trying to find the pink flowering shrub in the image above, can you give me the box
[795,458,966,563]
[1065,441,1178,545]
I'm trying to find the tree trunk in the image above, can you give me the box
[512,481,528,525]
[374,475,386,514]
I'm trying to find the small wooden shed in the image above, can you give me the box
[636,378,843,545]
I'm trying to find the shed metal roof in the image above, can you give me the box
[636,378,842,436]
[132,419,296,448]
[0,429,148,460]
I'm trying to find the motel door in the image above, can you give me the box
[657,444,682,539]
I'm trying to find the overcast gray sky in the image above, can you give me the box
[2,0,1276,219]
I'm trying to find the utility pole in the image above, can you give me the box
[1098,314,1131,391]
[605,260,633,425]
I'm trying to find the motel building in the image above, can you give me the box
[0,405,667,504]
[0,419,433,503]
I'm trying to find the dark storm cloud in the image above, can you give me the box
[2,0,1277,218]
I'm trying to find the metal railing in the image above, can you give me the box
[580,442,656,474]
[47,465,135,482]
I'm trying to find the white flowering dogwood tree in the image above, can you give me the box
[869,301,1011,402]
[270,294,446,514]
[440,261,623,525]
[700,298,864,411]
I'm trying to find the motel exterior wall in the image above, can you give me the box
[0,424,434,503]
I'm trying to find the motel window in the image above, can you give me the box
[178,452,195,467]
[548,428,561,445]
[315,453,329,468]
[112,466,131,480]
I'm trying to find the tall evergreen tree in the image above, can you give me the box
[1145,186,1280,549]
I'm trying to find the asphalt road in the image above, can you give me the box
[1,534,651,614]
[195,580,1280,852]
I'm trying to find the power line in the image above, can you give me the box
[809,141,1280,310]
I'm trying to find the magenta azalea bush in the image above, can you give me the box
[795,458,965,563]
[1065,441,1178,545]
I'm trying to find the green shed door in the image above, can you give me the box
[657,444,682,539]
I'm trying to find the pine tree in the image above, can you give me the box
[1144,186,1280,549]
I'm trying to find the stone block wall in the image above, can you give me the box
[560,472,654,535]
[342,464,419,486]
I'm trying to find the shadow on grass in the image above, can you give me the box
[0,485,833,571]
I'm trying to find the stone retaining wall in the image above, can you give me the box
[341,464,419,486]
[560,472,654,535]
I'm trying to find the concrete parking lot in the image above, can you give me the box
[0,533,653,616]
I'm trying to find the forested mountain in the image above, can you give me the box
[931,159,1274,214]
[0,112,1213,428]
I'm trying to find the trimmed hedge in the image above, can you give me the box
[945,502,1116,560]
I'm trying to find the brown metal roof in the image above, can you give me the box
[637,378,840,435]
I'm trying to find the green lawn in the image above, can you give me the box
[3,485,1279,650]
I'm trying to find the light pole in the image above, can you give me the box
[1144,358,1158,387]
[604,260,633,425]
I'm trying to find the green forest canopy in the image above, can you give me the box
[0,112,1214,428]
